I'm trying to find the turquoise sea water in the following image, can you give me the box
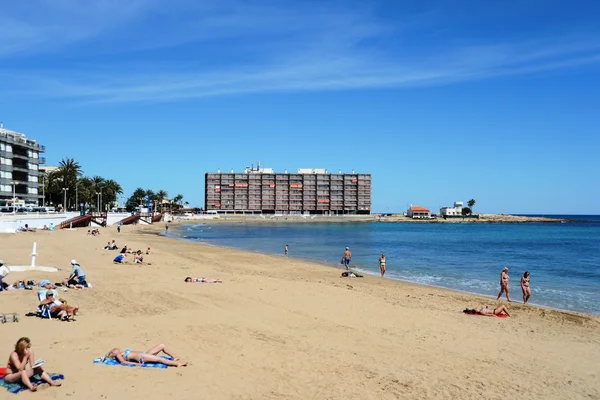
[169,216,600,315]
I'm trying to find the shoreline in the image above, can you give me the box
[1,224,598,399]
[170,213,574,225]
[165,223,598,317]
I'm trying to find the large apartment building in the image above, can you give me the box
[205,166,372,214]
[0,124,46,205]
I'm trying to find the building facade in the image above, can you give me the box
[407,205,430,218]
[205,167,371,214]
[0,125,46,205]
[440,201,464,217]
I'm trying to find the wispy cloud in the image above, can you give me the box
[1,1,600,103]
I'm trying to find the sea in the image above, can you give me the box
[168,215,600,315]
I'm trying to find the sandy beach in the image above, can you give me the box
[0,224,599,399]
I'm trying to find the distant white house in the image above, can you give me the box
[440,201,464,217]
[407,205,431,219]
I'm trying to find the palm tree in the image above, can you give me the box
[468,199,476,215]
[57,158,83,209]
[173,194,184,211]
[156,190,168,212]
[103,179,123,210]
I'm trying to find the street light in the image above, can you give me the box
[42,175,45,207]
[62,187,69,213]
[75,181,79,211]
[96,192,102,213]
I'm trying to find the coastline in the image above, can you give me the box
[1,224,598,399]
[171,213,569,225]
[166,222,598,316]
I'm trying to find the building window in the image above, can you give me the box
[0,143,4,151]
[28,188,38,194]
[0,171,12,179]
[29,175,38,182]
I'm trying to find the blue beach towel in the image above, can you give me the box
[93,356,172,369]
[0,373,64,394]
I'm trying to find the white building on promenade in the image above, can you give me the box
[440,201,464,217]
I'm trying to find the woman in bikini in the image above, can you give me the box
[105,344,188,367]
[521,271,531,304]
[497,267,511,302]
[378,253,386,277]
[477,304,511,317]
[3,337,62,392]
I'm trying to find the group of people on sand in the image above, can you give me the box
[3,338,188,392]
[113,245,152,265]
[0,259,89,293]
[498,267,532,304]
[88,228,101,236]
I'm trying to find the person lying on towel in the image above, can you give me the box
[184,277,222,283]
[103,344,188,367]
[464,304,511,317]
[340,271,363,278]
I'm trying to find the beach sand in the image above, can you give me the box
[0,224,598,399]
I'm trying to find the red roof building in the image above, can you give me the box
[407,205,431,219]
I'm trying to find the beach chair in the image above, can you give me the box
[36,289,58,320]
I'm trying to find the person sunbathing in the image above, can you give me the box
[340,271,363,278]
[185,277,222,283]
[39,292,79,319]
[104,344,188,367]
[3,337,62,392]
[473,304,511,317]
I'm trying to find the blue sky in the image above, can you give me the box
[1,0,599,214]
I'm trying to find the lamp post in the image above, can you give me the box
[42,175,45,207]
[96,192,101,213]
[75,181,79,211]
[62,187,68,213]
[10,181,16,214]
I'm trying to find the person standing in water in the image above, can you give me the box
[378,253,386,277]
[284,245,288,257]
[342,247,352,270]
[497,267,511,302]
[521,271,531,304]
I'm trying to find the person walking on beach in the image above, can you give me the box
[378,253,386,277]
[497,267,511,302]
[342,247,352,270]
[285,245,289,257]
[521,271,531,304]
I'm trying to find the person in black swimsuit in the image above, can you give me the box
[521,271,531,304]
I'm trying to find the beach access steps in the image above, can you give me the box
[118,214,141,225]
[59,214,93,229]
[151,212,166,223]
[59,213,108,229]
